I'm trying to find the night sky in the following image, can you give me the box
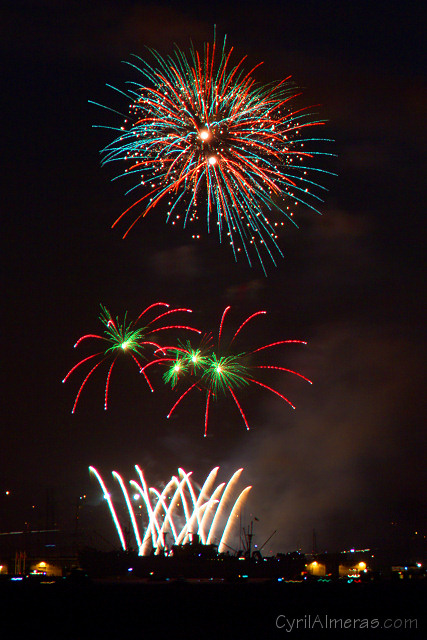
[1,1,425,554]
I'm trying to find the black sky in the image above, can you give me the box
[1,0,426,553]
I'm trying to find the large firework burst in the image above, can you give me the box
[89,465,251,555]
[159,306,312,436]
[93,32,334,272]
[63,302,200,412]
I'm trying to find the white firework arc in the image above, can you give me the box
[199,482,226,543]
[89,466,127,551]
[89,465,251,556]
[206,468,243,545]
[218,485,252,553]
[112,471,143,549]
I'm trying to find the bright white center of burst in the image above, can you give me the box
[208,156,217,165]
[174,364,180,372]
[121,341,129,350]
[216,365,222,373]
[191,355,198,363]
[199,129,210,140]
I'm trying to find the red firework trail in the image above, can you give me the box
[162,306,312,435]
[63,303,200,412]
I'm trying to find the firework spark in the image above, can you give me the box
[89,465,251,555]
[93,31,334,272]
[63,303,200,412]
[162,306,312,435]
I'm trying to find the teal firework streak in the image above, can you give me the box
[92,31,335,273]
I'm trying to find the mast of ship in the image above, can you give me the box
[247,520,254,558]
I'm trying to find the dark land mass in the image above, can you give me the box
[1,576,426,639]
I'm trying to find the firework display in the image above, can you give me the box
[160,306,312,435]
[89,465,251,555]
[63,303,200,412]
[62,29,328,552]
[93,32,334,272]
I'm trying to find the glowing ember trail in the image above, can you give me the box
[162,306,312,435]
[63,303,200,412]
[92,30,335,273]
[89,466,251,555]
